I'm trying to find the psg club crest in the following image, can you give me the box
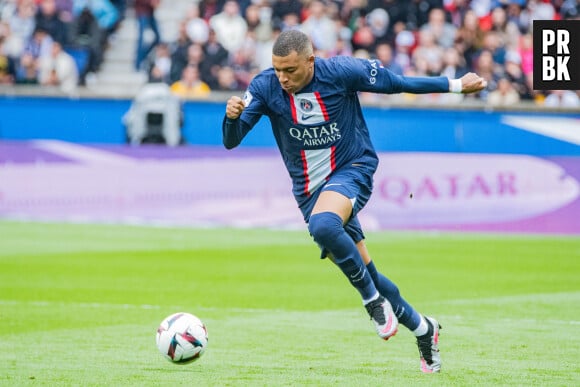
[299,98,313,112]
[292,92,329,125]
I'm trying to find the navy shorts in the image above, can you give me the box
[298,165,374,258]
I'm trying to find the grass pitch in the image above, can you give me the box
[0,221,578,386]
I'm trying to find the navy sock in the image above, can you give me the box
[309,212,377,302]
[366,261,422,331]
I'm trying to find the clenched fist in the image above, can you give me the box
[459,72,488,94]
[226,96,246,119]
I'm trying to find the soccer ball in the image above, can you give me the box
[156,312,208,364]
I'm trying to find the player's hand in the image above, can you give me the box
[459,72,487,93]
[226,96,245,119]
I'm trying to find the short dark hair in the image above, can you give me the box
[272,29,313,57]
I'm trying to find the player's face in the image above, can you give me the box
[272,50,314,94]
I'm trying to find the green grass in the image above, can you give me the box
[0,221,579,386]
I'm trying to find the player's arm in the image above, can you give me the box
[222,96,251,149]
[222,88,265,149]
[339,57,486,95]
[392,72,486,94]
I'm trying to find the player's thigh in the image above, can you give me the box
[311,190,353,221]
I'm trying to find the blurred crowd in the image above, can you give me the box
[1,0,579,107]
[0,0,126,92]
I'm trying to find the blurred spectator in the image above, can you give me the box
[134,0,160,70]
[487,76,520,106]
[520,0,556,32]
[271,0,303,27]
[279,11,301,31]
[147,41,171,83]
[199,0,225,22]
[35,0,67,44]
[543,90,580,108]
[168,21,192,83]
[16,51,38,83]
[4,0,36,59]
[473,49,500,99]
[0,36,16,84]
[38,40,79,93]
[470,0,494,28]
[560,0,580,19]
[399,0,442,31]
[339,0,367,32]
[366,0,412,35]
[503,49,532,100]
[55,0,74,23]
[185,3,209,45]
[202,28,229,85]
[479,30,505,68]
[366,7,391,45]
[170,64,211,99]
[455,9,484,70]
[504,0,528,34]
[68,6,104,79]
[245,3,272,43]
[300,1,337,53]
[215,65,240,90]
[352,23,378,53]
[412,29,444,75]
[174,42,214,88]
[209,0,248,54]
[393,29,415,73]
[444,0,472,26]
[420,7,457,48]
[72,0,119,36]
[489,5,520,49]
[16,27,53,84]
[328,27,354,57]
[440,46,468,79]
[229,39,258,90]
[374,42,403,75]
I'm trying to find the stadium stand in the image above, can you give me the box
[0,0,578,106]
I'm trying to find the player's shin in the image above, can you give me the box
[366,260,424,332]
[309,212,377,301]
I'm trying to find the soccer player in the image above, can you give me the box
[222,29,486,373]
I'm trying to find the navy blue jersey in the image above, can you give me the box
[223,56,450,207]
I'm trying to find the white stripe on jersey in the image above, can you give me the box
[301,147,335,195]
[292,92,330,125]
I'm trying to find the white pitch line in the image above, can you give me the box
[32,140,138,165]
[502,115,580,146]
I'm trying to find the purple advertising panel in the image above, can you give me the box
[1,141,579,234]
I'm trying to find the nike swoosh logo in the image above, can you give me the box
[301,114,316,120]
[324,183,342,188]
[349,267,364,279]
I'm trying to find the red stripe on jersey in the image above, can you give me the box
[289,94,298,124]
[330,145,336,170]
[300,149,311,196]
[314,92,330,121]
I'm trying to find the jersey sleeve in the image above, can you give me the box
[222,79,268,149]
[335,56,450,95]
